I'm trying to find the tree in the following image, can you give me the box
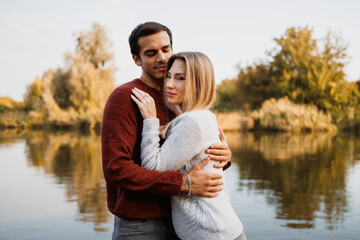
[216,26,359,115]
[75,23,113,69]
[238,63,282,109]
[216,78,244,112]
[24,77,44,111]
[24,23,115,128]
[270,27,351,112]
[54,22,115,113]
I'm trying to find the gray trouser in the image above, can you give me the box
[112,216,178,240]
[112,215,244,240]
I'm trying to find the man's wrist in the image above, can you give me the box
[180,174,190,195]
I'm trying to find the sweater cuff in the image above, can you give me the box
[143,118,160,133]
[223,161,231,171]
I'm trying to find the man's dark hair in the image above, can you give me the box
[129,22,173,57]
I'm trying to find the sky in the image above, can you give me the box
[0,0,359,101]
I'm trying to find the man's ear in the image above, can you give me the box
[132,54,142,67]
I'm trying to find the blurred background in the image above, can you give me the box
[0,0,360,239]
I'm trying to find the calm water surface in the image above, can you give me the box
[0,130,359,240]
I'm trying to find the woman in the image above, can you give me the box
[131,52,245,240]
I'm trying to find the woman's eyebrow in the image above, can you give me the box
[169,72,185,76]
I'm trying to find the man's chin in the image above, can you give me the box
[155,74,166,81]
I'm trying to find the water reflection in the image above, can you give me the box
[227,132,360,230]
[0,130,110,232]
[1,130,359,235]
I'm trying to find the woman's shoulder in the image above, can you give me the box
[173,110,216,129]
[180,109,215,120]
[169,110,219,143]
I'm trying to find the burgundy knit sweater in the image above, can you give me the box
[101,79,183,219]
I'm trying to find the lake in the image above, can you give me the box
[0,130,359,239]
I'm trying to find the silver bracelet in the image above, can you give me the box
[184,173,192,196]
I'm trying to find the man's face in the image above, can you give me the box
[133,31,173,83]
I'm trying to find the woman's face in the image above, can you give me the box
[166,59,186,106]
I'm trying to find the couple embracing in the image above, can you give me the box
[102,22,245,240]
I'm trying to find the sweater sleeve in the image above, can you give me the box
[141,114,204,172]
[101,87,183,196]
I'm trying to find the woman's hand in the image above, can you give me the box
[131,88,157,119]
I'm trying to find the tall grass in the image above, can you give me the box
[216,111,254,131]
[216,97,337,132]
[251,97,337,132]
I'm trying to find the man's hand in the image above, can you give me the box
[206,127,232,168]
[181,157,223,198]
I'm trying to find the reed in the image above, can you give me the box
[251,97,337,132]
[215,111,254,131]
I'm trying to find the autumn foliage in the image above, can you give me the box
[216,26,360,131]
[22,23,115,130]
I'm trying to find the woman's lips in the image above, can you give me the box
[167,92,176,97]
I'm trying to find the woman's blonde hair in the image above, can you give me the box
[160,52,216,137]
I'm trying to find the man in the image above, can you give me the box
[101,22,232,240]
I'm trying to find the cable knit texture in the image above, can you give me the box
[141,110,243,240]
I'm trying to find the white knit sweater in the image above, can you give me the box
[141,110,243,240]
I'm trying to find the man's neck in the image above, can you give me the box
[139,75,163,91]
